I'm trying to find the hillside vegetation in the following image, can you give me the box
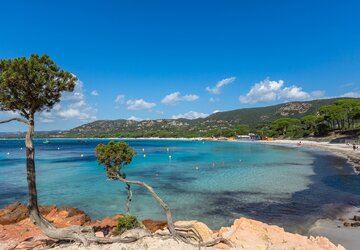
[1,98,358,139]
[35,97,358,139]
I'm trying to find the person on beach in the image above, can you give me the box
[353,144,356,151]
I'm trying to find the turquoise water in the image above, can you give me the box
[0,139,359,232]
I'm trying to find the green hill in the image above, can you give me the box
[206,98,344,127]
[44,97,352,138]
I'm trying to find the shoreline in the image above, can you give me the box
[308,206,360,250]
[256,139,360,174]
[256,139,360,250]
[1,137,359,249]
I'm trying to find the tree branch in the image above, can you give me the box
[0,117,29,125]
[112,173,233,248]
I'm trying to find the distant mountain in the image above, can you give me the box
[206,98,342,127]
[1,97,354,138]
[45,97,349,138]
[0,131,64,138]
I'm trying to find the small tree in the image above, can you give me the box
[95,141,232,247]
[95,141,136,214]
[95,141,178,234]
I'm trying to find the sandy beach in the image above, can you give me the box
[258,139,360,250]
[258,139,360,172]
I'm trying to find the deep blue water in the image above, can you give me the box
[0,139,359,232]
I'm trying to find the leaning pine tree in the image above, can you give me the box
[95,141,232,247]
[0,55,139,246]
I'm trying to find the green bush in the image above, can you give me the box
[116,214,139,234]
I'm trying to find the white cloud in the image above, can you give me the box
[239,78,324,104]
[126,99,156,110]
[115,95,125,104]
[342,92,360,98]
[212,110,221,113]
[57,108,81,119]
[209,97,220,102]
[172,111,209,119]
[182,94,199,102]
[127,116,142,121]
[206,77,236,94]
[280,86,310,100]
[38,79,97,122]
[310,90,326,98]
[161,92,199,105]
[91,90,99,96]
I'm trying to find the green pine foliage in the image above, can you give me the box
[95,141,136,179]
[0,54,77,116]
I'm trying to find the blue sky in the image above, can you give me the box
[0,0,360,132]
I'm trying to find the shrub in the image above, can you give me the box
[116,214,139,234]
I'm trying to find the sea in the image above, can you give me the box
[0,139,359,233]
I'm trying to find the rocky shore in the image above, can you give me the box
[0,202,345,250]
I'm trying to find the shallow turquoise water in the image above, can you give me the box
[0,139,359,232]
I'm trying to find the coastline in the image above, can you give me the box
[256,139,360,173]
[256,139,360,250]
[0,202,345,250]
[1,137,359,249]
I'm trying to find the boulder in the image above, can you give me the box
[45,207,91,227]
[217,217,345,250]
[174,220,213,242]
[351,222,360,227]
[87,214,124,228]
[343,222,351,227]
[0,202,90,227]
[95,231,104,237]
[0,203,91,249]
[142,219,167,233]
[0,202,28,225]
[353,215,360,221]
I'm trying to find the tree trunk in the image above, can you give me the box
[114,174,177,236]
[125,183,132,214]
[21,116,142,245]
[25,115,55,229]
